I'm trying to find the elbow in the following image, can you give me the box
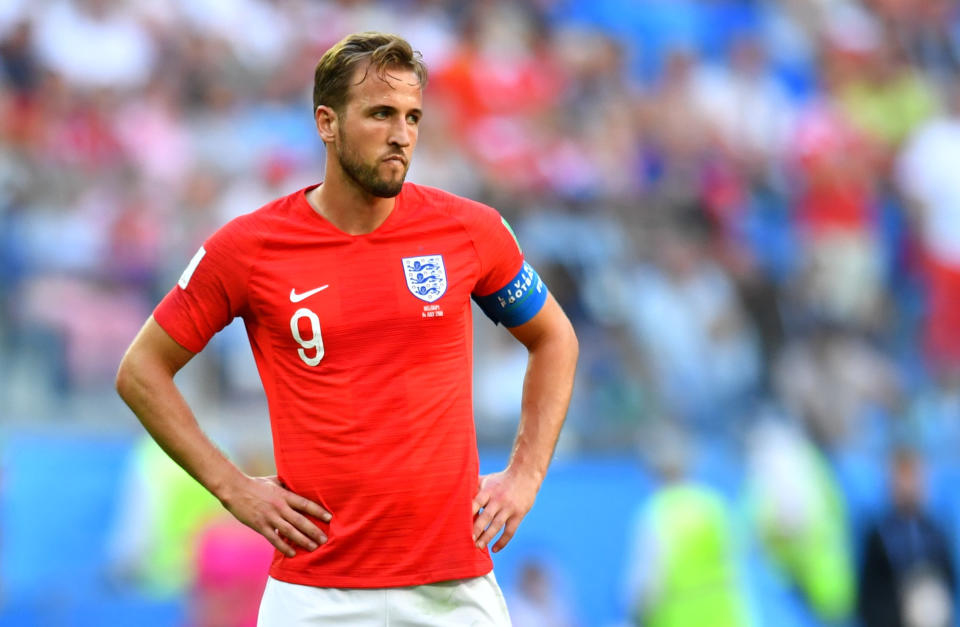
[567,320,580,367]
[567,315,579,353]
[562,321,580,369]
[115,351,135,401]
[556,308,578,361]
[115,348,149,404]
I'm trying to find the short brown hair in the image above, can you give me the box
[312,32,428,115]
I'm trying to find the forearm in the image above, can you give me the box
[507,321,578,484]
[116,352,242,503]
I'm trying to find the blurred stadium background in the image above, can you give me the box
[4,0,960,625]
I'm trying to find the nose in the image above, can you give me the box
[389,118,413,148]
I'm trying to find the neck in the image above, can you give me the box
[308,158,398,235]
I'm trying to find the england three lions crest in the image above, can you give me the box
[402,255,447,303]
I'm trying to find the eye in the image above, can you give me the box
[406,113,420,125]
[373,110,389,119]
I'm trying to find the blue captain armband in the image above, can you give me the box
[474,261,548,327]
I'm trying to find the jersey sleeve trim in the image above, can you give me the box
[152,296,208,353]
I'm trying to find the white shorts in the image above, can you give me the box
[257,572,511,626]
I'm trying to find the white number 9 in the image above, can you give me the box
[290,307,324,366]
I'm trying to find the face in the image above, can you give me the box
[325,64,422,198]
[892,453,924,512]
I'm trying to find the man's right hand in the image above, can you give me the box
[219,475,331,557]
[117,319,332,559]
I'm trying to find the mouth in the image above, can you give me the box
[383,155,407,166]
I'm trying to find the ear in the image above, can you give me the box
[315,105,338,144]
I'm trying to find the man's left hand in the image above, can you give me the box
[471,469,540,553]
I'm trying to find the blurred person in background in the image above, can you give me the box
[688,31,796,174]
[624,424,751,627]
[32,0,155,92]
[780,6,905,338]
[506,557,578,627]
[788,42,887,333]
[115,31,578,626]
[429,2,566,198]
[865,0,960,80]
[774,315,902,450]
[189,442,277,627]
[831,15,937,167]
[622,222,761,430]
[189,513,275,627]
[635,44,710,214]
[745,418,855,624]
[897,79,960,378]
[105,434,222,599]
[857,446,956,627]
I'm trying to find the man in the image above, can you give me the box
[857,447,956,627]
[115,31,578,626]
[624,425,751,627]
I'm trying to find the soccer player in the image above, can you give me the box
[115,31,578,626]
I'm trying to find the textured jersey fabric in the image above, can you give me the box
[154,182,532,588]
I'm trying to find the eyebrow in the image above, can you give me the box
[367,104,423,117]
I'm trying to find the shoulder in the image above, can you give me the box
[245,187,306,227]
[209,187,304,249]
[403,182,501,229]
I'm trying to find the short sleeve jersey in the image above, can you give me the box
[154,182,538,588]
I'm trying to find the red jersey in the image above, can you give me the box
[154,182,528,588]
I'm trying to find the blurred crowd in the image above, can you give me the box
[5,0,960,624]
[2,0,960,449]
[0,0,947,436]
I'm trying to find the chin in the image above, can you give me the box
[370,186,403,198]
[369,178,405,198]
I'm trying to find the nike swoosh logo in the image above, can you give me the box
[289,285,329,303]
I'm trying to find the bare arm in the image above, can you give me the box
[472,293,578,552]
[115,316,329,557]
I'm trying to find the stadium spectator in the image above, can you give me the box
[32,0,156,91]
[866,0,960,79]
[832,29,937,164]
[189,514,275,627]
[745,419,856,624]
[897,79,960,375]
[857,446,956,627]
[688,32,797,171]
[430,2,567,193]
[507,558,578,627]
[105,435,222,598]
[788,61,887,331]
[774,316,901,449]
[189,433,277,627]
[624,424,751,627]
[621,223,761,428]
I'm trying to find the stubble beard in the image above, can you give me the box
[336,128,407,198]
